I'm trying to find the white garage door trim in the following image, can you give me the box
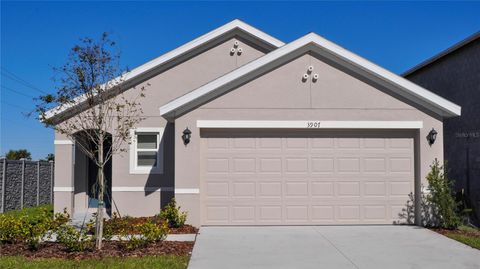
[197,120,423,129]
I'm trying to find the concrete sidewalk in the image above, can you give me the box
[188,226,480,269]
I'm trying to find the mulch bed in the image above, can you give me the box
[431,227,480,238]
[93,216,198,235]
[0,241,194,260]
[169,224,198,234]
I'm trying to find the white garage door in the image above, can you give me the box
[200,130,414,225]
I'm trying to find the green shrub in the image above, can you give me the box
[56,224,92,252]
[0,214,23,243]
[21,207,53,250]
[0,205,56,249]
[160,199,187,228]
[119,220,168,250]
[426,159,462,229]
[138,221,168,243]
[52,208,70,228]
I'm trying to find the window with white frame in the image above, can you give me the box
[130,127,164,174]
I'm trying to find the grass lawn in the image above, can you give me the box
[438,226,480,250]
[0,255,190,269]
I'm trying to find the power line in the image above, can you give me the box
[1,85,36,99]
[0,67,48,94]
[1,101,31,111]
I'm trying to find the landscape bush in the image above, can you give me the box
[0,205,55,249]
[119,220,169,250]
[160,199,187,228]
[0,214,24,243]
[56,224,92,252]
[426,159,462,229]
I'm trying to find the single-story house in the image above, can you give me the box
[49,20,461,227]
[404,32,480,223]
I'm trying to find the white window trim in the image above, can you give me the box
[129,127,164,174]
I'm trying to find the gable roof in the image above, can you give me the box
[403,31,480,77]
[160,33,461,119]
[44,19,285,122]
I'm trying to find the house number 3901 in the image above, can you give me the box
[307,121,321,128]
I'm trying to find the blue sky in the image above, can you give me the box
[1,1,479,159]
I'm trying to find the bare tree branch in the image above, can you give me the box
[35,33,147,250]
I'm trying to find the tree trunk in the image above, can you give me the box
[95,135,105,250]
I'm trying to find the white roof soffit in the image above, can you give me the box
[44,19,285,121]
[160,33,461,119]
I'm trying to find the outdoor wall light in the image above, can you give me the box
[182,127,192,145]
[427,128,438,146]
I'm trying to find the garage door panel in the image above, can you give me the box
[258,182,282,198]
[232,206,256,223]
[259,206,283,223]
[232,158,256,173]
[311,182,335,197]
[337,181,361,197]
[363,157,387,173]
[337,205,361,221]
[285,205,309,222]
[311,157,335,173]
[363,138,386,149]
[286,138,308,149]
[337,138,361,149]
[285,158,309,173]
[259,158,282,173]
[206,158,229,173]
[311,138,335,149]
[337,158,361,173]
[201,131,414,225]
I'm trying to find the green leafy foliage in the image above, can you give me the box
[0,205,55,249]
[119,220,169,250]
[52,208,70,229]
[426,159,462,229]
[160,199,187,228]
[21,208,53,250]
[56,224,92,252]
[5,149,32,160]
[0,214,24,243]
[138,221,168,243]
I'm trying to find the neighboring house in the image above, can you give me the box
[48,20,461,227]
[404,32,480,222]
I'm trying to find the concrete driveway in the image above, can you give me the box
[188,226,480,269]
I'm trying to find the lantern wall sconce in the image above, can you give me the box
[427,128,437,146]
[182,127,192,145]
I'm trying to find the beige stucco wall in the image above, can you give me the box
[53,43,447,226]
[53,37,266,216]
[174,53,444,226]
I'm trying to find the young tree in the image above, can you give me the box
[35,33,147,249]
[5,149,32,160]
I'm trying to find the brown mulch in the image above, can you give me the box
[431,227,480,238]
[169,224,198,234]
[0,241,194,260]
[96,216,198,235]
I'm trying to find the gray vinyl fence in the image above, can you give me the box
[0,158,54,213]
